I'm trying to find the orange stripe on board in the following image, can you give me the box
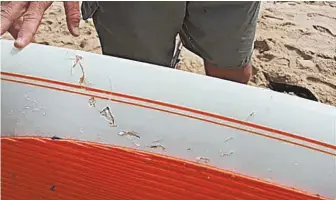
[0,137,328,200]
[1,77,336,157]
[1,71,335,152]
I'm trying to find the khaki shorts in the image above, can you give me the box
[82,1,260,68]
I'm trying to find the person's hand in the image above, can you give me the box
[1,1,80,48]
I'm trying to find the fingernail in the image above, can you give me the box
[73,27,79,36]
[14,38,25,48]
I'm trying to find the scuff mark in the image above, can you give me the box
[146,139,166,151]
[246,112,255,121]
[224,136,234,143]
[51,136,62,140]
[118,131,140,139]
[196,156,210,164]
[88,97,96,107]
[132,141,140,148]
[220,151,234,157]
[100,106,117,127]
[71,55,86,86]
[146,143,166,151]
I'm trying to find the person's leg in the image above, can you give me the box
[81,1,186,67]
[180,1,260,84]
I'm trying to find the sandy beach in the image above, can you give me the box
[3,1,336,106]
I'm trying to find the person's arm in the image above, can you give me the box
[0,1,80,48]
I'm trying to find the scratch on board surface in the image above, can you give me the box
[196,156,210,164]
[246,112,255,121]
[146,143,166,151]
[224,136,234,143]
[69,54,86,86]
[118,131,140,139]
[88,97,96,107]
[100,106,117,127]
[220,151,234,157]
[104,76,115,102]
[145,139,165,151]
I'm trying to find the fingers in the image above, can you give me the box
[0,1,27,35]
[2,1,79,48]
[14,1,52,48]
[64,1,80,37]
[8,17,23,39]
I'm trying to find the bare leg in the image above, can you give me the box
[180,1,260,84]
[204,61,252,84]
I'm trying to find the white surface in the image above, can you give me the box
[1,39,336,198]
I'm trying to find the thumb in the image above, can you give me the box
[64,1,80,36]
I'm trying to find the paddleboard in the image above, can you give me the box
[1,39,335,200]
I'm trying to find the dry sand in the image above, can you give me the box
[3,1,336,106]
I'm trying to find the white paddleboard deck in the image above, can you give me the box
[1,39,335,198]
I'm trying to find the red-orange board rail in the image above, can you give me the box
[1,137,328,200]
